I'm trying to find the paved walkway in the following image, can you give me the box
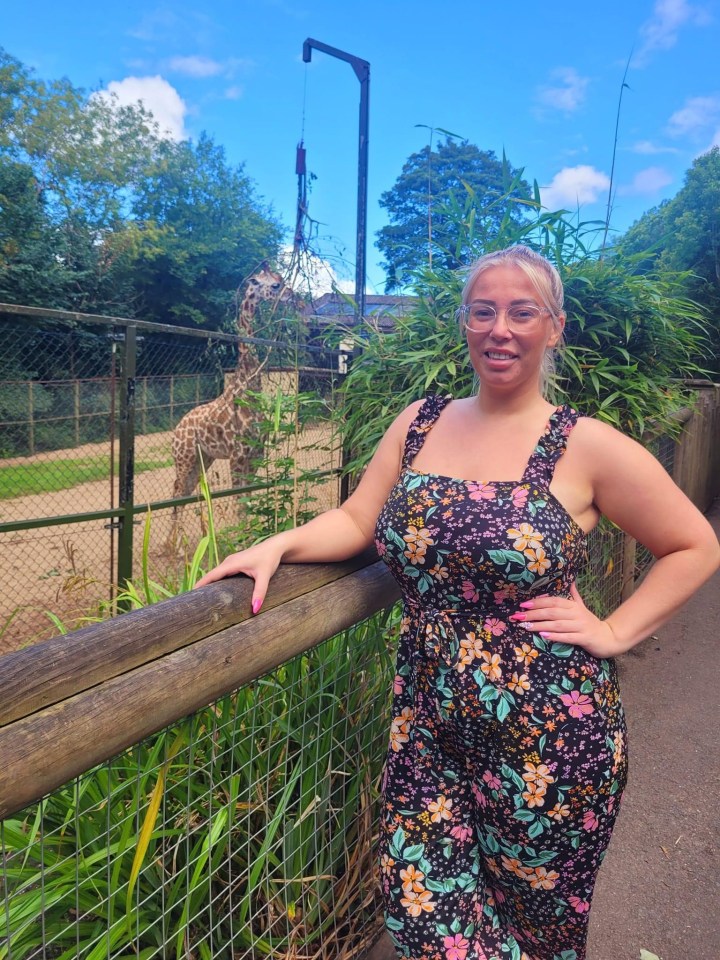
[587,498,720,960]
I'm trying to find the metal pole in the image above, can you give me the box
[302,38,369,324]
[117,325,136,607]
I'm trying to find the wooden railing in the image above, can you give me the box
[0,550,400,820]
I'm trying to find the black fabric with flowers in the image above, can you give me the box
[374,394,628,960]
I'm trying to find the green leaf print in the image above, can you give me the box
[495,697,511,723]
[479,685,500,703]
[528,820,545,839]
[525,850,559,866]
[403,843,425,862]
[488,549,527,567]
[385,915,404,932]
[538,734,547,754]
[463,923,475,938]
[557,951,579,960]
[442,769,458,781]
[450,918,462,934]
[472,667,487,688]
[419,857,433,875]
[528,498,547,516]
[389,528,407,550]
[513,809,536,823]
[533,635,548,652]
[547,683,566,697]
[391,826,405,857]
[561,676,574,691]
[581,679,594,694]
[457,873,477,892]
[426,877,449,893]
[436,923,452,938]
[485,832,500,853]
[402,565,420,578]
[549,642,574,657]
[501,763,526,792]
[406,473,425,491]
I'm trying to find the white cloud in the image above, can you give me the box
[618,166,673,195]
[224,86,244,101]
[536,67,589,113]
[666,95,720,136]
[636,0,710,65]
[539,166,610,210]
[630,139,681,154]
[168,55,222,78]
[97,76,188,141]
[279,247,356,299]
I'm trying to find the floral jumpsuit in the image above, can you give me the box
[374,395,628,960]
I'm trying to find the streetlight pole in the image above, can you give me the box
[302,38,369,324]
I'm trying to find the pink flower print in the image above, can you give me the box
[467,481,496,501]
[511,485,529,509]
[449,823,474,842]
[374,539,387,556]
[568,895,590,913]
[462,580,480,603]
[493,584,518,605]
[560,690,595,719]
[482,770,502,791]
[393,674,405,695]
[443,933,470,960]
[483,617,506,636]
[583,810,600,832]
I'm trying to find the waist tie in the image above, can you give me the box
[404,602,492,666]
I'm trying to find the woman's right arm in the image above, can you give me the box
[193,400,423,610]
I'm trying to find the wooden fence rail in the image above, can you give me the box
[0,549,400,820]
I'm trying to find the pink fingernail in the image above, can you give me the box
[252,598,262,615]
[509,613,526,622]
[519,601,534,609]
[540,632,551,639]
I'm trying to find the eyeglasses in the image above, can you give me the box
[459,302,550,333]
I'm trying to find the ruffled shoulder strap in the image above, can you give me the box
[521,404,581,487]
[401,394,453,470]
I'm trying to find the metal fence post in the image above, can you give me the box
[117,325,137,606]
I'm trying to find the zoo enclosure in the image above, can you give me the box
[0,303,349,649]
[0,385,718,958]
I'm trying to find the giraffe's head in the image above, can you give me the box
[242,262,297,312]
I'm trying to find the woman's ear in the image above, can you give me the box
[546,313,566,349]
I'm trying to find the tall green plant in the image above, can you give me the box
[340,198,710,474]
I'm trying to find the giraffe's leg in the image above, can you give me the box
[167,443,204,549]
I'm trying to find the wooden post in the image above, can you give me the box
[27,381,35,455]
[621,533,637,602]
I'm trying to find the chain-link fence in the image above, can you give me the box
[0,305,347,653]
[0,602,397,960]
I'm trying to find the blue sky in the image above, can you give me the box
[4,0,720,293]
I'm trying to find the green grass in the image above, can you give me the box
[0,457,173,499]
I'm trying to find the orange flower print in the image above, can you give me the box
[429,562,449,581]
[507,523,544,551]
[548,802,570,820]
[379,853,396,876]
[399,864,425,894]
[403,525,433,565]
[501,855,527,879]
[403,541,427,565]
[525,546,551,575]
[480,651,502,682]
[400,888,436,917]
[389,706,413,752]
[457,632,484,672]
[521,782,547,808]
[528,866,560,890]
[514,642,539,668]
[427,795,453,822]
[522,762,555,786]
[508,672,530,693]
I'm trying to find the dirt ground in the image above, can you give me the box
[0,424,340,652]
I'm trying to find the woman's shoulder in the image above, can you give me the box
[566,411,652,465]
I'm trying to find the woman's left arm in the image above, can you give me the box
[517,418,720,658]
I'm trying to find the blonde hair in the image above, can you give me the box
[460,245,565,398]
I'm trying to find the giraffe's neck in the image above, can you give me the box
[222,294,259,401]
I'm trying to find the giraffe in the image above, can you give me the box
[168,264,295,537]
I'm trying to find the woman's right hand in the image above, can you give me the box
[193,536,286,614]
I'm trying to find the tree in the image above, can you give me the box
[376,137,531,289]
[620,147,720,370]
[129,134,284,330]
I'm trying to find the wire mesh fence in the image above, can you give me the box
[0,607,398,960]
[0,305,346,653]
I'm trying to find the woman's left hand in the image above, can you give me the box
[510,583,625,659]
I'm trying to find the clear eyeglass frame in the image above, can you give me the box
[459,303,550,334]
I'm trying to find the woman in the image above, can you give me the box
[196,246,719,960]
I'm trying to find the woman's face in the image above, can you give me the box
[464,264,564,392]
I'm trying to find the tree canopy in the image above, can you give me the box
[619,147,720,369]
[0,48,283,328]
[376,137,531,290]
